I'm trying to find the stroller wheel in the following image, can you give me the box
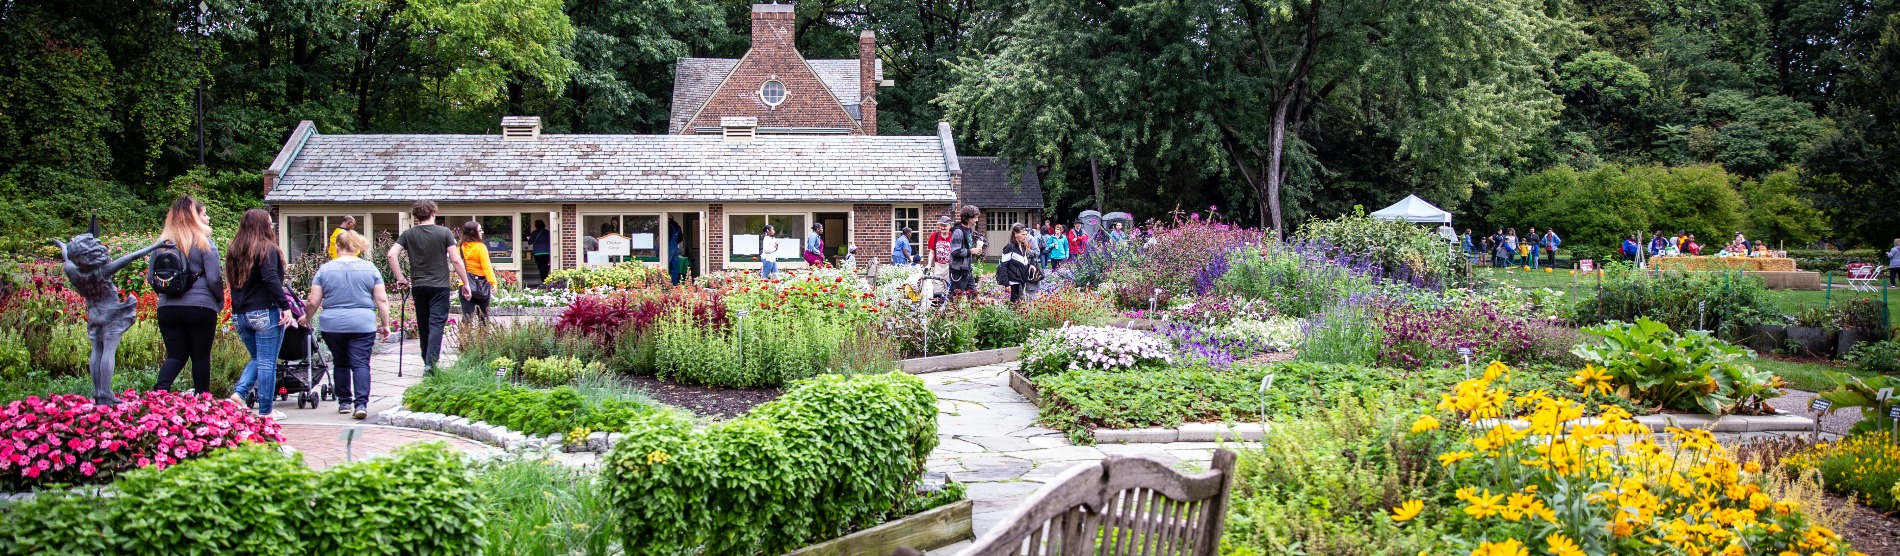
[297,392,311,409]
[321,385,333,401]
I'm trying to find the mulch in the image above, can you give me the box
[1831,492,1900,556]
[618,375,782,420]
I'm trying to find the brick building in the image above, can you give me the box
[262,3,1039,281]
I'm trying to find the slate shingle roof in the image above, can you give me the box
[264,132,958,204]
[668,57,883,134]
[957,156,1043,209]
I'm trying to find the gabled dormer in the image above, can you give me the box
[670,3,887,135]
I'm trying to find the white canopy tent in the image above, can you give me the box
[1370,194,1452,224]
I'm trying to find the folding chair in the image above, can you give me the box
[1847,263,1877,292]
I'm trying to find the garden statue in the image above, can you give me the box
[53,218,168,405]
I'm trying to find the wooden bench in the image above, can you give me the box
[895,449,1238,556]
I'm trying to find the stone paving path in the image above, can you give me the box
[270,335,463,468]
[918,363,1237,552]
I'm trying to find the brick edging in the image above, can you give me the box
[371,409,622,454]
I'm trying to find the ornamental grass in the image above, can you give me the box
[1392,361,1861,555]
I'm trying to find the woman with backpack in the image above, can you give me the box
[149,196,223,396]
[226,209,293,419]
[997,223,1039,303]
[458,221,499,324]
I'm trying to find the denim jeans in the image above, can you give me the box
[232,309,284,414]
[762,259,777,278]
[322,331,374,408]
[412,286,452,369]
[1528,248,1540,269]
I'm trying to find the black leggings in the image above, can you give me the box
[153,306,218,394]
[461,294,490,324]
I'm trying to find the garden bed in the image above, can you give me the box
[901,346,1021,374]
[616,374,780,419]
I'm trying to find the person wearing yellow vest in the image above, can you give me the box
[457,220,499,324]
[326,215,356,260]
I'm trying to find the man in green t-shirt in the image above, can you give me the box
[386,200,471,371]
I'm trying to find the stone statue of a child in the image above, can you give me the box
[53,219,168,405]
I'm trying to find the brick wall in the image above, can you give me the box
[559,204,577,270]
[707,204,726,272]
[852,204,893,271]
[684,6,864,134]
[859,31,877,136]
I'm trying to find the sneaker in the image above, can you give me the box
[259,410,285,420]
[337,404,351,414]
[352,408,368,420]
[227,393,246,406]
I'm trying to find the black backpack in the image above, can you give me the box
[147,244,197,297]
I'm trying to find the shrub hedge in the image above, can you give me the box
[0,443,484,555]
[1785,248,1882,274]
[603,372,937,555]
[402,367,660,436]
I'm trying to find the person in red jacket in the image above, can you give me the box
[1068,221,1090,258]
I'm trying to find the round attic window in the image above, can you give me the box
[759,80,787,106]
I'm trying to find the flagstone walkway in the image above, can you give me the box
[917,363,1238,552]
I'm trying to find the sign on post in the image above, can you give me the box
[1809,398,1832,413]
[1579,259,1595,272]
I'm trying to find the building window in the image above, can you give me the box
[438,215,517,265]
[893,207,921,258]
[285,214,365,261]
[759,80,787,107]
[985,211,1026,232]
[727,214,806,263]
[581,214,662,263]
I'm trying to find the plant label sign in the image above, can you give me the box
[1879,388,1894,402]
[1889,405,1900,420]
[1808,399,1832,413]
[1579,259,1595,272]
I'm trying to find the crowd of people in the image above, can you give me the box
[1463,227,1563,268]
[140,197,484,420]
[1617,230,1782,261]
[877,210,1138,304]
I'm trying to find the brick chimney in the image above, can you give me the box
[859,30,878,135]
[752,3,794,51]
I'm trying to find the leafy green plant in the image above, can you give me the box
[1298,301,1382,366]
[546,262,666,290]
[0,443,484,555]
[1571,266,1780,338]
[603,372,938,555]
[0,328,29,381]
[114,319,165,372]
[472,456,616,556]
[1846,339,1900,374]
[403,364,659,436]
[1815,372,1900,435]
[1571,318,1779,414]
[520,356,598,386]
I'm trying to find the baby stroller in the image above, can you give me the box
[275,325,333,409]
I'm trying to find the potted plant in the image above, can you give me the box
[1736,308,1787,354]
[1785,307,1836,358]
[1835,298,1889,358]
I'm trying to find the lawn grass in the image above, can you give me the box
[1474,267,1899,325]
[1749,356,1877,393]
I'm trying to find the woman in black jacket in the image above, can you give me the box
[996,223,1038,303]
[226,209,294,419]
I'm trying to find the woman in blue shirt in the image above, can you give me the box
[892,227,913,265]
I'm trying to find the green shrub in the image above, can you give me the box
[0,369,159,404]
[545,262,667,290]
[0,443,483,555]
[1294,212,1464,288]
[603,372,938,555]
[310,443,488,554]
[1572,318,1780,414]
[1298,302,1382,366]
[1571,265,1781,338]
[115,320,165,372]
[0,329,29,381]
[1221,397,1445,556]
[521,356,597,386]
[42,323,89,376]
[1846,339,1900,374]
[970,302,1032,349]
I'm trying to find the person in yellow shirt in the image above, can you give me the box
[457,221,498,324]
[326,215,356,259]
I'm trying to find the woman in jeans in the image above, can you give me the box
[226,209,293,419]
[151,196,223,395]
[303,231,390,419]
[760,224,780,278]
[458,221,498,323]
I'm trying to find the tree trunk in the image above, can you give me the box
[1089,158,1104,212]
[1265,98,1290,238]
[507,79,526,116]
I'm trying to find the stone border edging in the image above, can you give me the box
[903,347,1021,374]
[372,409,620,453]
[785,498,973,556]
[1011,370,1822,445]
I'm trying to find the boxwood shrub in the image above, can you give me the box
[0,443,483,555]
[603,372,938,555]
